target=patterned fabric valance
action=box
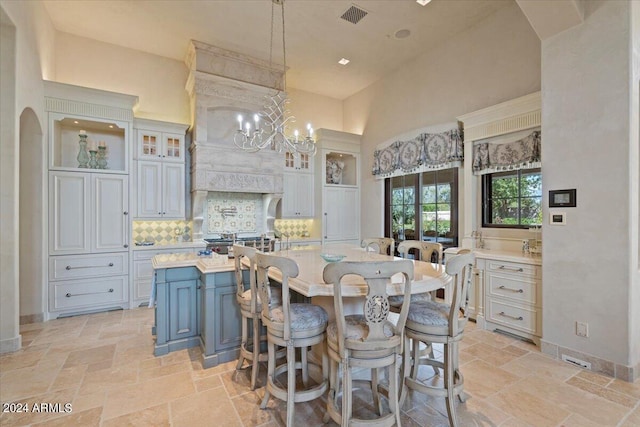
[472,130,541,175]
[372,129,463,178]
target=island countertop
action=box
[472,249,542,265]
[152,252,235,274]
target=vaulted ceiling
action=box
[42,0,513,100]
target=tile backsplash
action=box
[133,220,192,244]
[274,219,313,238]
[205,192,262,235]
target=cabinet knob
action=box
[159,212,162,215]
[124,244,129,248]
[123,211,128,215]
[162,212,166,215]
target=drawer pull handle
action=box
[498,311,523,321]
[498,285,524,293]
[498,265,524,272]
[66,263,115,270]
[66,288,114,298]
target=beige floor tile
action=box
[463,342,526,367]
[79,360,139,395]
[138,360,192,381]
[466,329,515,348]
[621,405,640,426]
[457,396,512,426]
[566,375,637,408]
[0,363,59,401]
[49,363,88,392]
[71,390,106,413]
[561,412,613,427]
[457,359,521,399]
[608,377,640,399]
[500,352,579,381]
[101,403,170,427]
[575,369,614,387]
[0,349,47,371]
[498,418,536,427]
[195,373,224,392]
[102,371,195,419]
[486,387,570,427]
[31,407,102,427]
[171,386,242,427]
[404,403,450,426]
[63,344,116,368]
[505,374,628,426]
[232,391,276,426]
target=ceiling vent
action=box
[340,4,368,25]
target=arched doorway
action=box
[19,108,45,324]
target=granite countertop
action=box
[151,252,235,273]
[472,249,542,265]
[133,241,207,251]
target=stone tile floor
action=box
[1,308,638,426]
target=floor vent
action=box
[561,354,591,370]
[340,4,368,25]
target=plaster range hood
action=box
[185,41,286,241]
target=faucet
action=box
[471,230,485,249]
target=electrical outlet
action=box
[576,321,589,337]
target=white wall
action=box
[55,33,191,124]
[542,0,637,370]
[288,88,343,134]
[630,0,640,373]
[343,2,541,240]
[0,0,55,352]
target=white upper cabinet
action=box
[282,172,314,218]
[136,161,185,219]
[135,118,188,162]
[284,151,313,173]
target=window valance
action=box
[472,130,541,175]
[372,129,463,179]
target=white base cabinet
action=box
[476,257,542,345]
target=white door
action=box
[49,171,91,254]
[282,172,298,217]
[340,187,359,240]
[137,130,162,160]
[162,163,185,218]
[162,133,185,162]
[93,174,128,252]
[137,161,162,217]
[324,187,344,240]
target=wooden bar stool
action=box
[401,252,475,427]
[323,259,414,427]
[255,252,328,427]
[361,237,395,255]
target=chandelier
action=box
[233,0,316,156]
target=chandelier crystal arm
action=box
[231,0,316,156]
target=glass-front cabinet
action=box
[49,113,129,173]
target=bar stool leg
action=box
[371,367,383,415]
[389,356,401,427]
[260,340,275,409]
[251,317,261,390]
[444,342,457,427]
[286,342,296,427]
[301,346,309,388]
[237,316,248,370]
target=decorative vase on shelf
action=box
[97,146,108,169]
[77,133,90,168]
[88,149,98,169]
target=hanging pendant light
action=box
[233,0,316,156]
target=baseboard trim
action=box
[20,313,44,325]
[0,335,22,354]
[541,339,638,382]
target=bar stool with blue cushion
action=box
[361,237,395,256]
[256,252,328,427]
[401,252,475,427]
[323,259,414,427]
[233,245,282,390]
[388,240,443,310]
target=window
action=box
[482,168,541,228]
[385,168,458,249]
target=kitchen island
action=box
[151,253,242,368]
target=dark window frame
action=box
[482,168,542,229]
[384,168,459,251]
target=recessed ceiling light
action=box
[73,121,79,124]
[109,125,114,128]
[416,0,432,5]
[394,29,411,39]
[338,58,350,65]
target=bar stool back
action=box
[323,259,414,427]
[256,252,329,427]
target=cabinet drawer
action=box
[487,272,539,305]
[51,276,127,311]
[487,298,539,335]
[486,260,539,278]
[49,253,128,281]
